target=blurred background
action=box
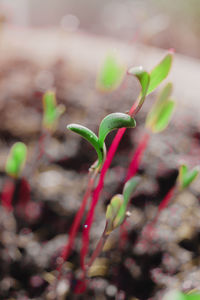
[0,1,200,299]
[1,0,200,58]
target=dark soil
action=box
[0,58,200,300]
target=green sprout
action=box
[96,53,125,92]
[42,91,65,131]
[5,142,27,178]
[67,112,136,170]
[106,176,141,234]
[146,82,175,133]
[178,164,199,190]
[128,52,173,116]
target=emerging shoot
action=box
[6,142,27,178]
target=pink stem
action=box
[57,172,97,273]
[125,132,150,182]
[80,102,139,269]
[1,178,15,211]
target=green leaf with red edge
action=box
[6,142,27,178]
[97,54,125,91]
[178,164,199,190]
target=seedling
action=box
[2,142,27,212]
[67,112,136,171]
[58,112,136,273]
[42,90,65,132]
[81,52,174,269]
[6,142,27,178]
[125,81,175,182]
[143,163,199,239]
[96,53,125,92]
[86,176,141,272]
[178,164,199,190]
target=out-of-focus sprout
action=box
[146,82,175,133]
[42,91,65,132]
[178,164,199,190]
[96,53,125,92]
[6,142,27,178]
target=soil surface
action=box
[0,53,200,300]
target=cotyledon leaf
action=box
[43,91,57,126]
[147,53,173,95]
[146,82,173,129]
[178,164,199,190]
[6,142,27,178]
[97,53,125,91]
[105,194,124,234]
[67,124,104,168]
[151,99,175,133]
[128,66,150,114]
[113,176,141,227]
[98,113,136,149]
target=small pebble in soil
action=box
[106,284,117,297]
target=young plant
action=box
[67,112,136,171]
[81,52,174,270]
[143,163,199,238]
[58,112,136,273]
[42,90,65,132]
[96,53,126,92]
[2,142,27,211]
[86,176,141,272]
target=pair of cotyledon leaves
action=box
[105,176,140,234]
[67,52,173,169]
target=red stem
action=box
[125,132,150,182]
[80,102,139,269]
[57,172,97,273]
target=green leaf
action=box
[106,194,124,234]
[43,91,65,131]
[163,290,200,300]
[178,164,199,190]
[113,176,141,227]
[98,113,136,148]
[43,91,57,127]
[6,142,27,178]
[147,53,173,95]
[97,54,125,91]
[128,66,150,114]
[146,82,173,129]
[67,124,104,168]
[123,176,141,205]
